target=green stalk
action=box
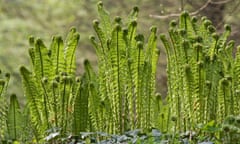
[116,25,122,133]
[61,77,67,135]
[137,41,143,128]
[41,79,50,129]
[52,80,58,128]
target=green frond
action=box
[34,39,51,79]
[83,59,103,131]
[88,83,102,131]
[93,20,108,55]
[146,26,159,73]
[233,46,240,112]
[108,24,126,133]
[126,20,138,57]
[72,74,89,134]
[19,66,44,139]
[217,78,231,123]
[127,6,139,22]
[28,36,35,68]
[0,80,5,97]
[28,48,35,69]
[0,72,9,140]
[135,41,145,128]
[179,11,196,38]
[89,35,101,56]
[197,18,213,46]
[50,36,65,76]
[7,94,22,140]
[49,78,60,128]
[220,24,231,43]
[0,72,10,98]
[84,60,96,81]
[183,64,194,125]
[59,74,74,134]
[64,28,80,76]
[97,1,112,38]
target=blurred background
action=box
[0,0,239,105]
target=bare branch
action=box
[191,0,211,15]
[211,0,232,4]
[150,0,232,19]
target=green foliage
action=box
[0,72,27,143]
[19,28,93,141]
[7,94,22,140]
[14,2,160,141]
[0,70,10,141]
[0,0,168,102]
[89,1,160,134]
[1,1,240,143]
[160,11,240,135]
[221,115,240,143]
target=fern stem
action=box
[52,81,58,128]
[41,81,50,129]
[61,77,67,135]
[116,26,123,133]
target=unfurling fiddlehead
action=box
[90,1,160,134]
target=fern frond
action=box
[0,72,10,140]
[83,59,103,132]
[7,94,22,140]
[146,26,159,73]
[50,36,65,76]
[233,46,240,112]
[59,74,73,134]
[34,39,51,79]
[93,20,108,56]
[127,20,138,58]
[64,28,80,76]
[0,72,10,97]
[179,11,196,38]
[217,78,231,123]
[108,24,126,133]
[72,74,89,134]
[20,66,44,139]
[135,41,145,129]
[28,36,35,68]
[127,6,139,22]
[97,1,112,38]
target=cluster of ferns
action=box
[0,1,240,142]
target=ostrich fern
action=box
[0,72,25,142]
[160,11,239,132]
[19,28,92,141]
[0,70,10,141]
[89,1,160,134]
[2,2,240,143]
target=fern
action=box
[65,28,80,75]
[90,2,159,134]
[20,28,85,140]
[84,59,103,132]
[97,1,112,39]
[161,11,237,132]
[72,74,89,134]
[20,66,44,140]
[50,36,65,76]
[34,38,51,79]
[7,94,22,140]
[0,71,10,141]
[233,46,240,113]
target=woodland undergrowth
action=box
[0,1,240,144]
